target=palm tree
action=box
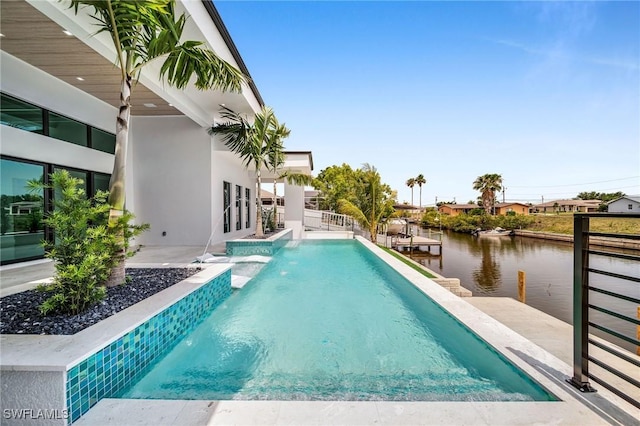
[406,177,416,206]
[473,174,503,215]
[68,0,245,286]
[339,164,394,243]
[415,174,426,208]
[209,106,290,238]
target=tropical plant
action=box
[472,173,503,215]
[406,177,416,206]
[312,164,360,211]
[67,0,245,285]
[28,170,148,315]
[209,106,290,238]
[415,174,426,207]
[338,164,395,243]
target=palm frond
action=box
[338,199,368,228]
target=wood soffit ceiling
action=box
[1,0,181,116]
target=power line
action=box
[508,176,639,189]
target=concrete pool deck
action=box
[2,243,639,425]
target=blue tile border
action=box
[65,270,231,423]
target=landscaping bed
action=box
[0,268,198,335]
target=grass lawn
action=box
[527,214,640,235]
[377,244,437,278]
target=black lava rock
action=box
[0,268,199,335]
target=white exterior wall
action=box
[608,199,640,213]
[210,139,256,246]
[0,52,114,174]
[130,118,255,246]
[130,116,210,246]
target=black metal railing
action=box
[568,213,640,409]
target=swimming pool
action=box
[120,239,554,401]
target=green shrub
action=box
[28,170,148,315]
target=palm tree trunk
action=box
[105,74,132,287]
[255,170,264,238]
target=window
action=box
[0,158,46,263]
[48,112,88,147]
[1,156,112,264]
[93,173,111,196]
[223,181,231,233]
[0,93,43,133]
[91,128,116,154]
[1,92,116,154]
[245,188,250,228]
[235,185,242,231]
[629,204,633,210]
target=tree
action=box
[209,106,290,238]
[68,0,245,286]
[473,174,503,215]
[28,170,147,314]
[312,164,359,211]
[338,164,395,243]
[415,174,426,208]
[406,178,416,206]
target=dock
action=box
[392,235,443,255]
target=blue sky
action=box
[216,1,640,205]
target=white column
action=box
[284,182,304,239]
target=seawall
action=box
[513,230,640,250]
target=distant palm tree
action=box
[406,177,416,206]
[415,174,426,208]
[68,0,245,286]
[209,106,290,237]
[473,174,503,215]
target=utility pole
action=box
[502,187,507,203]
[541,195,544,204]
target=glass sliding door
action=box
[0,158,46,263]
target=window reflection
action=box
[0,158,45,263]
[91,128,116,154]
[0,94,43,133]
[49,112,88,147]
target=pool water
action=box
[120,240,554,401]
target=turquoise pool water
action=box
[120,240,554,401]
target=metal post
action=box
[567,214,596,392]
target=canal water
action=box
[406,227,639,352]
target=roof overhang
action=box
[0,0,263,126]
[259,151,314,181]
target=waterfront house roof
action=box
[439,203,479,210]
[533,199,601,208]
[606,196,640,205]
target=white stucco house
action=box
[0,0,312,265]
[606,196,640,214]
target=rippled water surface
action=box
[121,240,553,401]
